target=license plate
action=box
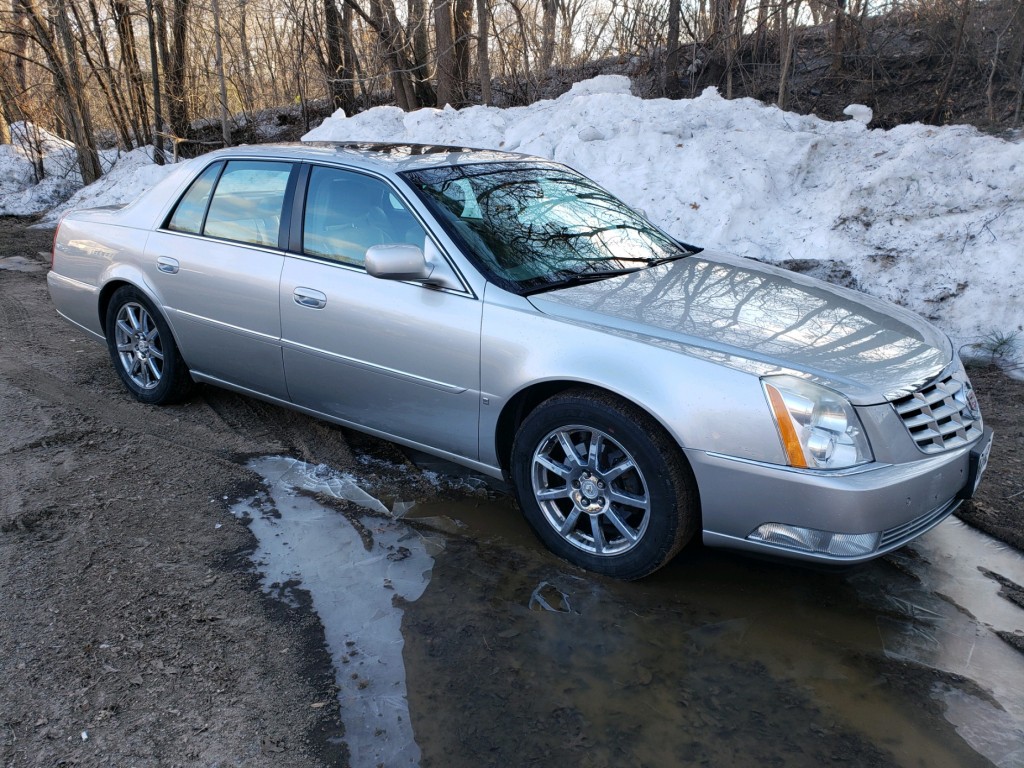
[960,427,994,500]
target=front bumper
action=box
[689,427,993,564]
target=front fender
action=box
[479,288,785,469]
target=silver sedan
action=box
[47,143,993,579]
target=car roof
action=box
[205,141,549,173]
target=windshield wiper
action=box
[524,267,642,295]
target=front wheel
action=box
[105,286,194,405]
[510,389,699,580]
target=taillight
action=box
[51,214,67,269]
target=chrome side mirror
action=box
[365,244,431,281]
[365,243,462,291]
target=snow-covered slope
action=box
[3,77,1020,360]
[306,75,1023,356]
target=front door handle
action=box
[157,256,179,274]
[293,287,327,309]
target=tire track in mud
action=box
[0,360,260,469]
[0,272,35,342]
[198,387,355,469]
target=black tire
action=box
[105,285,194,405]
[510,389,699,580]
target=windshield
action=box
[401,163,698,294]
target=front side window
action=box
[303,166,426,267]
[201,160,293,247]
[403,163,697,294]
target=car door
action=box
[280,164,483,460]
[145,159,296,400]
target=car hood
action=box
[527,251,951,405]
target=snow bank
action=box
[37,148,187,225]
[305,76,1023,351]
[0,123,164,218]
[0,123,82,216]
[1,80,1019,355]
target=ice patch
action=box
[232,456,435,767]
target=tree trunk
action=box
[76,0,135,149]
[368,0,419,110]
[476,0,491,104]
[454,0,473,90]
[831,0,846,73]
[406,0,434,104]
[341,0,359,107]
[929,0,971,124]
[143,0,166,162]
[0,69,22,145]
[433,0,458,106]
[507,0,533,101]
[11,0,29,91]
[324,0,348,109]
[238,0,255,110]
[539,0,556,73]
[778,0,802,109]
[726,0,746,99]
[210,0,231,145]
[753,0,770,63]
[157,0,191,141]
[664,0,681,96]
[23,0,103,182]
[112,0,150,148]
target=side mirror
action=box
[365,243,431,281]
[365,242,462,291]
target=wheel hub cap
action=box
[531,426,651,557]
[114,302,163,390]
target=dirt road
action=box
[0,217,370,765]
[2,215,1022,767]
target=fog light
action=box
[749,523,880,557]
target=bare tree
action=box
[477,0,491,103]
[433,0,458,106]
[323,0,355,111]
[17,0,102,182]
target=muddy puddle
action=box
[233,455,1024,768]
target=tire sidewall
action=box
[105,286,186,405]
[511,395,691,579]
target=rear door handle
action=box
[293,287,327,309]
[157,256,179,274]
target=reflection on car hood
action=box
[528,250,951,404]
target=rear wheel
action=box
[511,389,699,580]
[105,286,194,404]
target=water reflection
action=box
[403,497,1024,768]
[230,453,1024,768]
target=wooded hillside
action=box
[2,0,1021,182]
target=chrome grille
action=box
[892,369,982,454]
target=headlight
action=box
[761,376,872,470]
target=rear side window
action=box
[203,161,293,247]
[166,162,223,234]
